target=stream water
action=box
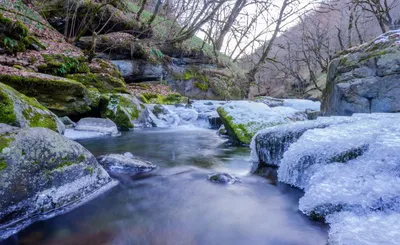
[2,127,328,245]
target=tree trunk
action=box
[136,0,148,22]
[215,0,246,51]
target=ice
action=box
[283,99,321,112]
[251,113,400,244]
[326,211,400,245]
[250,116,357,172]
[277,114,400,189]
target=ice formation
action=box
[251,113,400,245]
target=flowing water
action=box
[2,127,328,245]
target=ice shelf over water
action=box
[251,113,400,245]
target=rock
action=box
[217,101,307,144]
[0,67,91,116]
[218,125,228,135]
[97,153,156,174]
[74,117,119,135]
[140,105,180,128]
[322,30,400,116]
[207,173,242,185]
[0,125,117,239]
[59,116,76,128]
[100,94,142,131]
[111,60,165,83]
[66,73,128,94]
[0,82,65,134]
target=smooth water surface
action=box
[2,127,328,245]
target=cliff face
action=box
[322,30,400,116]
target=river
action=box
[2,127,328,245]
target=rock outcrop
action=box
[0,124,117,239]
[0,82,65,134]
[322,30,400,116]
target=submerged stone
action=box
[97,153,156,174]
[207,173,242,185]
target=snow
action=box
[251,113,400,245]
[283,99,321,112]
[327,211,400,245]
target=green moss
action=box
[67,73,128,93]
[139,92,186,105]
[0,160,7,172]
[84,166,94,176]
[26,111,57,131]
[77,154,85,162]
[0,86,17,125]
[101,94,139,131]
[39,54,90,76]
[194,81,209,91]
[0,136,14,152]
[0,13,45,54]
[87,88,101,108]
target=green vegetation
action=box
[0,85,17,125]
[0,160,7,172]
[139,92,186,105]
[0,13,44,54]
[39,54,90,76]
[22,108,57,131]
[101,94,140,130]
[66,73,128,94]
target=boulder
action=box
[0,67,91,116]
[322,30,400,116]
[0,125,117,239]
[67,73,128,94]
[111,60,165,83]
[253,96,284,107]
[0,82,65,134]
[100,94,142,131]
[59,116,75,128]
[166,105,198,125]
[207,173,242,185]
[217,101,307,144]
[74,118,119,136]
[97,153,156,174]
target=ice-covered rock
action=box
[97,153,156,174]
[283,99,321,112]
[59,116,76,128]
[141,105,180,128]
[207,173,242,185]
[166,105,198,125]
[253,96,284,107]
[250,116,357,172]
[251,112,400,245]
[217,101,307,144]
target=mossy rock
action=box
[0,72,91,116]
[66,73,128,94]
[100,94,142,131]
[217,102,307,145]
[0,82,64,133]
[0,13,45,54]
[139,92,186,105]
[38,54,90,77]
